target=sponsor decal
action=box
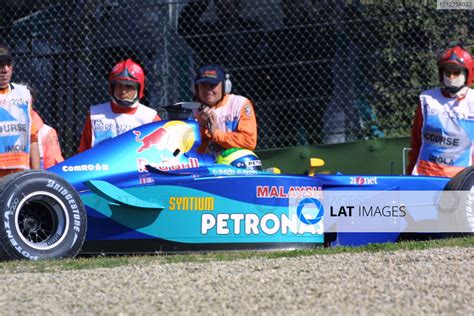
[134,127,168,153]
[169,197,214,211]
[349,176,377,185]
[201,70,218,78]
[137,157,199,173]
[256,186,322,198]
[210,168,258,176]
[201,213,323,235]
[46,180,82,233]
[61,164,109,172]
[201,198,323,235]
[245,160,261,168]
[133,121,196,156]
[139,175,154,184]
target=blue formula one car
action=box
[0,119,472,260]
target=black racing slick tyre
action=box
[0,170,87,260]
[439,166,474,236]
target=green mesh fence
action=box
[1,0,472,157]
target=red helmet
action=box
[437,46,473,86]
[109,59,145,100]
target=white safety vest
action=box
[413,88,474,177]
[0,83,32,170]
[193,94,250,156]
[90,102,157,147]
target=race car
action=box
[0,119,472,260]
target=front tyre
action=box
[0,170,87,260]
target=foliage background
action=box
[0,0,472,157]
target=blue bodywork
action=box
[49,120,450,252]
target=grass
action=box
[0,236,472,274]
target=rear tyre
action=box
[0,170,87,260]
[439,166,474,236]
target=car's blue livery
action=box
[0,119,470,260]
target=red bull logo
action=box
[133,128,168,153]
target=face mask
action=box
[114,90,137,102]
[113,98,139,108]
[112,82,139,107]
[443,71,466,94]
